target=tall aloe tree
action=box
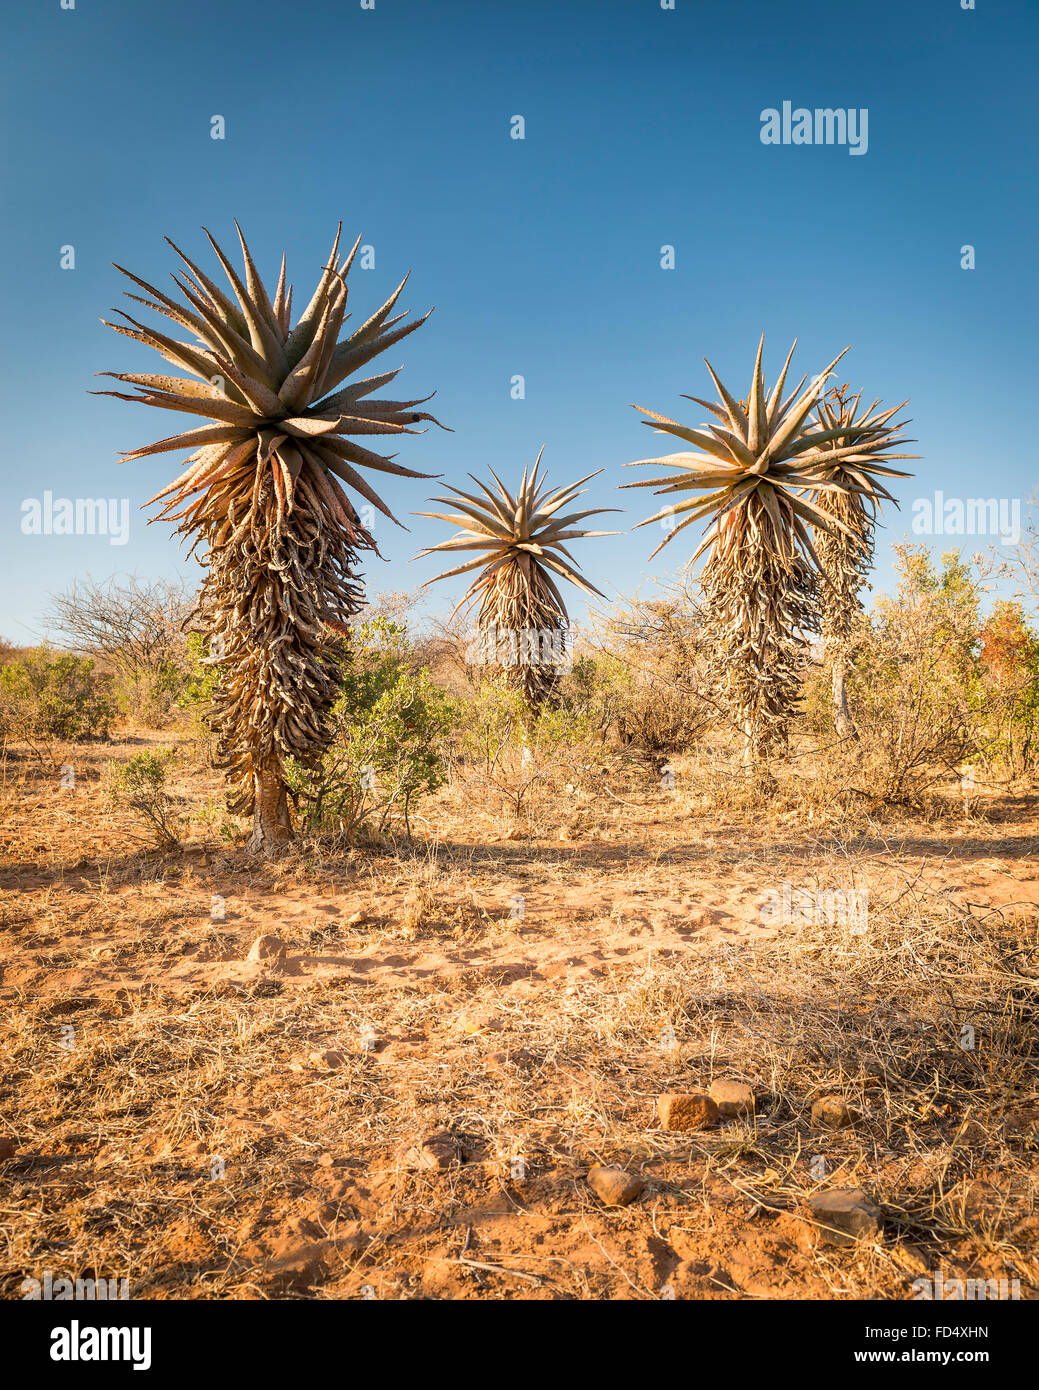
[804,385,916,738]
[623,337,856,767]
[415,449,616,707]
[97,223,442,852]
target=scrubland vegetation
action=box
[1,529,1036,1300]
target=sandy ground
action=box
[1,732,1037,1300]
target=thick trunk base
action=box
[248,766,292,855]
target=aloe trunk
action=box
[251,765,292,852]
[416,450,616,711]
[805,387,917,743]
[624,336,855,767]
[98,223,442,853]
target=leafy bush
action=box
[109,750,181,847]
[977,599,1039,775]
[178,632,221,764]
[0,648,116,744]
[588,590,714,752]
[45,576,193,729]
[451,679,622,834]
[285,618,457,839]
[845,548,985,801]
[113,660,187,728]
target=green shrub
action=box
[113,659,187,728]
[0,648,116,744]
[977,599,1039,776]
[109,750,181,847]
[178,632,221,763]
[451,679,621,833]
[286,618,457,839]
[179,632,220,708]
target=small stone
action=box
[247,933,287,963]
[587,1165,644,1207]
[309,1049,346,1069]
[0,1138,17,1162]
[806,1189,882,1246]
[811,1096,859,1129]
[894,1241,929,1275]
[405,1130,463,1172]
[345,911,365,927]
[657,1092,719,1132]
[709,1080,756,1119]
[462,1010,503,1036]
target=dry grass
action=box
[1,729,1037,1300]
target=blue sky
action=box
[2,0,1036,643]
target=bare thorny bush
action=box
[583,582,716,753]
[45,575,194,727]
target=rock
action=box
[462,1010,504,1036]
[709,1080,756,1119]
[587,1165,644,1207]
[345,911,365,927]
[811,1096,859,1129]
[806,1189,882,1246]
[247,934,287,964]
[657,1092,719,1132]
[0,1138,17,1162]
[894,1241,929,1276]
[405,1130,463,1172]
[308,1048,346,1069]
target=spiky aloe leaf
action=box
[97,225,441,847]
[415,449,617,706]
[623,336,859,764]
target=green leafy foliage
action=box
[109,749,181,847]
[0,649,116,744]
[285,618,457,839]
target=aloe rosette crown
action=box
[805,387,916,615]
[97,223,443,848]
[416,449,617,705]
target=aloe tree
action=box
[623,336,856,767]
[98,223,442,852]
[804,385,916,738]
[416,449,616,707]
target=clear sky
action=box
[2,0,1036,643]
